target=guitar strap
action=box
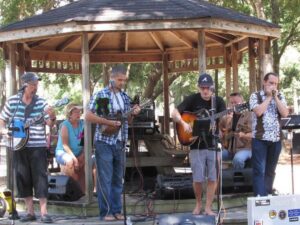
[24,95,38,122]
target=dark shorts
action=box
[15,147,48,198]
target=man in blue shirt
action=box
[86,65,140,221]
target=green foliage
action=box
[0,0,59,26]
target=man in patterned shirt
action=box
[249,72,288,196]
[0,72,56,223]
[86,65,140,222]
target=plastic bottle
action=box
[126,216,133,225]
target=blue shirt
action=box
[88,87,131,145]
[55,119,84,156]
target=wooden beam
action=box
[89,33,104,52]
[198,30,206,74]
[27,39,49,48]
[81,32,92,203]
[206,32,228,44]
[258,39,265,89]
[231,43,238,92]
[169,31,195,48]
[225,47,231,101]
[248,38,256,93]
[120,32,129,52]
[17,43,25,77]
[56,35,80,51]
[225,36,248,47]
[149,32,164,52]
[0,18,280,43]
[163,53,170,135]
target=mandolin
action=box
[176,102,249,146]
[101,99,152,136]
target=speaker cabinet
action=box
[48,175,84,201]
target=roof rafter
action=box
[169,31,195,48]
[27,39,49,48]
[56,35,80,51]
[206,32,228,44]
[89,33,104,52]
[149,32,164,52]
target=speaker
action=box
[157,213,216,225]
[292,132,300,154]
[48,175,84,201]
[222,168,253,193]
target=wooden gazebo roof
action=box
[0,0,280,74]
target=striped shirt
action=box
[0,94,49,148]
[88,87,131,145]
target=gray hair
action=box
[111,64,127,77]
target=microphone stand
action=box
[6,91,23,224]
[209,90,220,224]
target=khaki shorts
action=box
[189,149,219,182]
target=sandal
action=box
[103,215,116,221]
[114,213,125,220]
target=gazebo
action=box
[0,0,280,203]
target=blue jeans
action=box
[94,140,125,218]
[222,148,252,169]
[252,138,281,196]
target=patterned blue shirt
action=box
[249,90,287,142]
[88,87,131,145]
[0,94,49,147]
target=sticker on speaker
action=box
[279,210,287,220]
[269,210,277,219]
[254,219,263,225]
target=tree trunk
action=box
[143,63,162,99]
[270,0,280,74]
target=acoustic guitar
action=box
[176,102,249,146]
[101,99,152,136]
[5,97,69,151]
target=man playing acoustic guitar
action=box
[86,65,140,222]
[219,92,252,169]
[172,73,226,216]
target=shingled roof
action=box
[0,0,278,32]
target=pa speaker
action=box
[157,213,216,225]
[48,175,84,201]
[222,168,252,193]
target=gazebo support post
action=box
[81,32,93,203]
[162,53,170,135]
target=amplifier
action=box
[247,195,300,225]
[155,174,194,199]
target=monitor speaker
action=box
[48,175,84,201]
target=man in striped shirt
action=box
[0,72,56,223]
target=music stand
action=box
[281,115,300,194]
[192,118,210,137]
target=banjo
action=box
[5,97,69,151]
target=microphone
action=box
[109,80,115,87]
[18,84,27,93]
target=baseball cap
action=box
[198,73,213,87]
[21,72,41,84]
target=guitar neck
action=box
[213,108,233,120]
[24,112,47,129]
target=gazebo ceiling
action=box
[0,0,280,73]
